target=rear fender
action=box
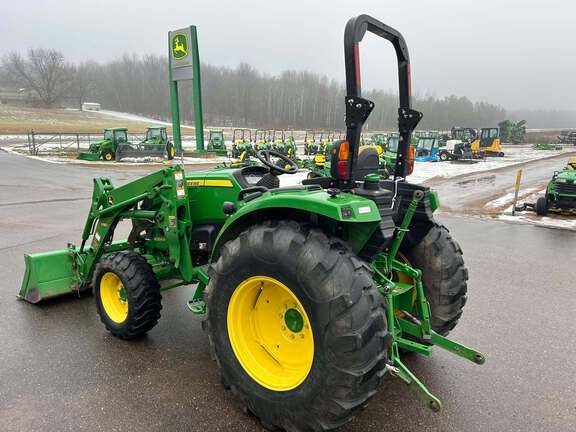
[210,189,381,261]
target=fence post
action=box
[76,134,80,151]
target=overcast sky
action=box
[1,0,574,110]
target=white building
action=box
[82,102,101,111]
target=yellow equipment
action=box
[471,127,504,157]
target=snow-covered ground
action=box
[411,145,575,184]
[484,187,576,231]
[92,110,195,129]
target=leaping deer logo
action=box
[172,35,188,59]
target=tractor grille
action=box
[555,181,576,194]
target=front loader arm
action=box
[19,166,194,304]
[79,167,194,283]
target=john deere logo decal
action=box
[172,34,188,60]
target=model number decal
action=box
[358,206,371,214]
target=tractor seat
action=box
[355,147,380,180]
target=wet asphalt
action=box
[1,151,575,432]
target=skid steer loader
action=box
[20,15,484,431]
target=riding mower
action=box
[207,129,227,156]
[77,127,128,161]
[533,158,576,216]
[303,130,321,155]
[19,15,484,431]
[115,126,175,161]
[230,128,253,159]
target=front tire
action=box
[93,251,162,339]
[166,142,175,160]
[204,221,388,431]
[439,151,450,162]
[102,150,115,161]
[536,196,548,216]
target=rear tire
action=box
[93,251,162,339]
[401,223,468,336]
[166,142,175,160]
[204,221,388,431]
[536,196,548,216]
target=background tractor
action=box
[19,15,484,431]
[415,136,440,162]
[303,130,321,155]
[77,127,128,161]
[535,158,576,215]
[115,126,175,161]
[231,128,253,158]
[207,129,227,156]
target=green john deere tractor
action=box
[77,127,128,161]
[207,129,227,156]
[115,126,175,161]
[19,15,484,431]
[535,157,576,216]
[230,128,253,159]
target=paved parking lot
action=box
[1,151,575,431]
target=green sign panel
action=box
[172,33,189,60]
[169,27,193,72]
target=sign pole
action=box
[169,25,205,155]
[190,26,205,152]
[168,41,182,154]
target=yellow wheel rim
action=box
[170,147,175,158]
[105,153,113,161]
[100,272,128,323]
[227,276,314,391]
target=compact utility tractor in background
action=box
[207,129,227,156]
[20,15,484,431]
[77,127,129,161]
[115,126,175,161]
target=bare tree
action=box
[1,48,69,107]
[69,61,98,110]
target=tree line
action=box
[1,49,511,130]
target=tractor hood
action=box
[557,169,576,182]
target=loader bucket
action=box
[19,248,84,303]
[77,152,101,161]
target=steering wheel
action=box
[255,150,298,175]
